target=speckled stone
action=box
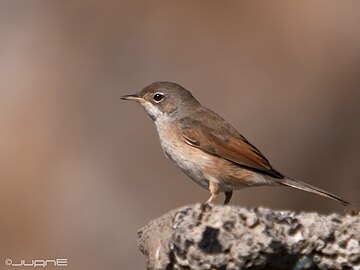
[137,204,360,270]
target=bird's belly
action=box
[158,133,213,189]
[166,146,212,189]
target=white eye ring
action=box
[153,92,164,103]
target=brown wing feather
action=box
[181,118,283,179]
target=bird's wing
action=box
[180,116,283,179]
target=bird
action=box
[121,81,349,206]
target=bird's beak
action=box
[120,94,144,103]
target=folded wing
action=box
[181,119,283,179]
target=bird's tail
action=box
[275,177,350,206]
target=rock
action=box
[137,204,360,270]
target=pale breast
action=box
[155,120,214,188]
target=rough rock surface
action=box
[137,204,360,270]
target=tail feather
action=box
[276,177,350,206]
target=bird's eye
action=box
[153,92,164,102]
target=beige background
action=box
[0,1,359,269]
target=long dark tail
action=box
[276,177,350,206]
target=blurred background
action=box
[0,0,359,269]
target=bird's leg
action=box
[223,190,233,205]
[204,182,220,205]
[200,182,220,212]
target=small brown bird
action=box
[121,82,349,206]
